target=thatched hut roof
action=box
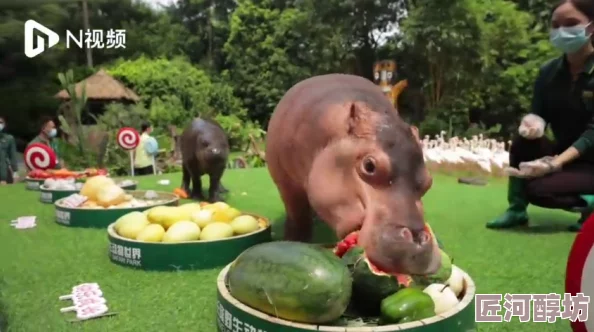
[54,69,140,102]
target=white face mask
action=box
[550,22,593,54]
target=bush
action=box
[107,56,263,150]
[96,103,151,176]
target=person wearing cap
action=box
[0,116,19,184]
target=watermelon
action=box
[227,241,352,324]
[334,223,447,315]
[348,248,414,315]
[412,249,452,287]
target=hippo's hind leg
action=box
[278,182,314,242]
[207,166,226,202]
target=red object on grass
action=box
[566,212,594,332]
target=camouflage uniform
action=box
[0,132,18,182]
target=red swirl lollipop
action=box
[117,127,140,150]
[24,143,57,170]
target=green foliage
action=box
[56,69,93,168]
[0,0,570,146]
[108,56,262,150]
[96,103,151,175]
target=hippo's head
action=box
[306,102,440,275]
[196,129,229,165]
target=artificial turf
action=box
[0,168,578,331]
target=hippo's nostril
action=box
[417,230,430,244]
[398,227,413,242]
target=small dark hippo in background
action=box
[181,117,230,202]
[265,74,440,275]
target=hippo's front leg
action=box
[279,186,314,242]
[190,173,206,201]
[182,165,192,195]
[217,182,229,193]
[208,168,226,202]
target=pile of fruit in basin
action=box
[227,225,466,327]
[112,202,268,243]
[41,178,134,191]
[27,168,107,180]
[56,176,167,209]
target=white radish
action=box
[447,265,465,297]
[423,283,459,315]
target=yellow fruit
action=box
[162,221,201,243]
[203,202,230,212]
[136,224,165,242]
[80,175,115,201]
[200,222,234,241]
[230,215,260,235]
[212,207,242,223]
[160,207,191,229]
[96,184,126,207]
[177,203,202,220]
[114,211,147,233]
[116,212,150,239]
[190,209,214,228]
[180,202,202,212]
[147,206,174,224]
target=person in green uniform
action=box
[27,117,63,170]
[487,0,594,232]
[0,116,19,184]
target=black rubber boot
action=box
[486,177,529,229]
[568,195,594,232]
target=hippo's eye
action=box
[362,157,376,175]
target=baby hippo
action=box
[180,117,230,202]
[266,74,441,275]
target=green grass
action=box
[0,169,578,331]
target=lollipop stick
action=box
[60,306,76,313]
[59,294,73,300]
[129,150,134,176]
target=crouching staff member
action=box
[487,0,594,232]
[0,116,18,184]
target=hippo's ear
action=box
[347,103,374,136]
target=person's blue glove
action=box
[145,137,159,156]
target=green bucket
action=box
[40,181,138,204]
[24,178,44,191]
[106,214,272,271]
[54,190,178,228]
[216,264,476,332]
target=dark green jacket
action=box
[27,135,61,169]
[532,54,594,161]
[0,133,17,181]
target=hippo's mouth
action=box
[333,223,437,276]
[332,230,413,285]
